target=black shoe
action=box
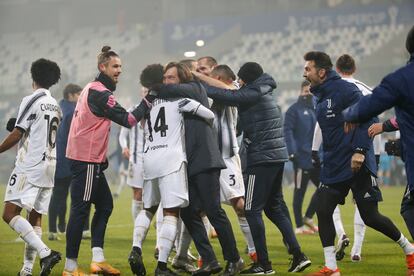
[335,234,350,261]
[154,248,159,260]
[192,260,223,276]
[288,253,311,272]
[240,262,275,275]
[223,258,245,276]
[17,273,32,276]
[39,250,61,276]
[128,249,146,276]
[155,267,179,276]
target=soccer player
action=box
[63,46,152,276]
[303,51,414,276]
[1,58,62,276]
[128,63,215,276]
[208,64,257,262]
[284,80,320,235]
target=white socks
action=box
[21,226,42,275]
[64,258,78,271]
[397,233,414,255]
[156,207,163,249]
[9,215,50,259]
[92,247,105,262]
[332,206,346,239]
[133,210,153,248]
[351,207,366,256]
[202,215,211,236]
[132,200,143,221]
[323,246,337,270]
[177,222,192,258]
[238,216,256,254]
[158,216,178,263]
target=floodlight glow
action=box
[196,40,205,47]
[184,51,196,57]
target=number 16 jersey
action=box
[143,98,186,180]
[14,88,61,187]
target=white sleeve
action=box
[312,122,322,151]
[178,98,215,120]
[373,135,382,155]
[119,127,129,149]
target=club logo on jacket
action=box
[326,98,335,118]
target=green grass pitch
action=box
[0,184,411,275]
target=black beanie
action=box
[406,25,414,54]
[237,62,263,84]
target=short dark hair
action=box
[63,83,82,100]
[165,62,193,83]
[179,59,197,71]
[140,64,164,89]
[97,45,119,69]
[197,56,218,67]
[30,58,61,89]
[336,54,356,75]
[304,51,333,70]
[301,80,311,89]
[237,62,263,84]
[406,25,414,54]
[211,65,236,82]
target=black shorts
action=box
[317,168,382,205]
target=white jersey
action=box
[14,88,61,188]
[343,77,382,155]
[119,106,145,165]
[143,99,186,180]
[213,106,239,158]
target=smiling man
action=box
[63,46,152,276]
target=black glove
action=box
[311,151,321,169]
[6,118,16,132]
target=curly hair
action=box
[140,64,164,89]
[30,58,61,89]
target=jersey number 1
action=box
[44,114,59,149]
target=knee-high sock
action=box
[133,210,153,248]
[324,246,337,270]
[156,207,163,249]
[132,199,143,221]
[158,216,178,263]
[238,216,256,253]
[177,221,192,258]
[332,206,346,239]
[351,206,366,256]
[9,216,50,258]
[201,215,211,236]
[21,226,42,275]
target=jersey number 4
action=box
[149,107,169,141]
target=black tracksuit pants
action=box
[66,160,113,259]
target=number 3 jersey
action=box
[14,88,61,187]
[143,99,186,180]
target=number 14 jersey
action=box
[143,98,186,180]
[14,88,61,187]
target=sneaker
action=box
[303,217,319,233]
[249,252,258,263]
[82,230,91,240]
[17,271,32,276]
[223,258,245,276]
[39,250,62,276]
[129,249,146,276]
[407,253,414,275]
[335,234,349,261]
[305,266,340,276]
[192,260,222,276]
[172,255,197,273]
[288,253,311,272]
[62,268,89,276]
[187,249,198,262]
[48,232,60,241]
[197,258,203,269]
[351,254,361,262]
[240,262,275,275]
[90,261,120,275]
[295,226,315,235]
[155,267,179,276]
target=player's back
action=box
[14,88,61,187]
[143,98,186,180]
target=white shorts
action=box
[220,155,245,204]
[127,160,144,189]
[4,171,52,215]
[143,162,189,209]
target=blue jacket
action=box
[206,73,288,168]
[284,96,317,170]
[343,55,414,191]
[311,70,377,185]
[55,99,76,179]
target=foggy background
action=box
[0,0,412,185]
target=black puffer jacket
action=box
[206,73,288,167]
